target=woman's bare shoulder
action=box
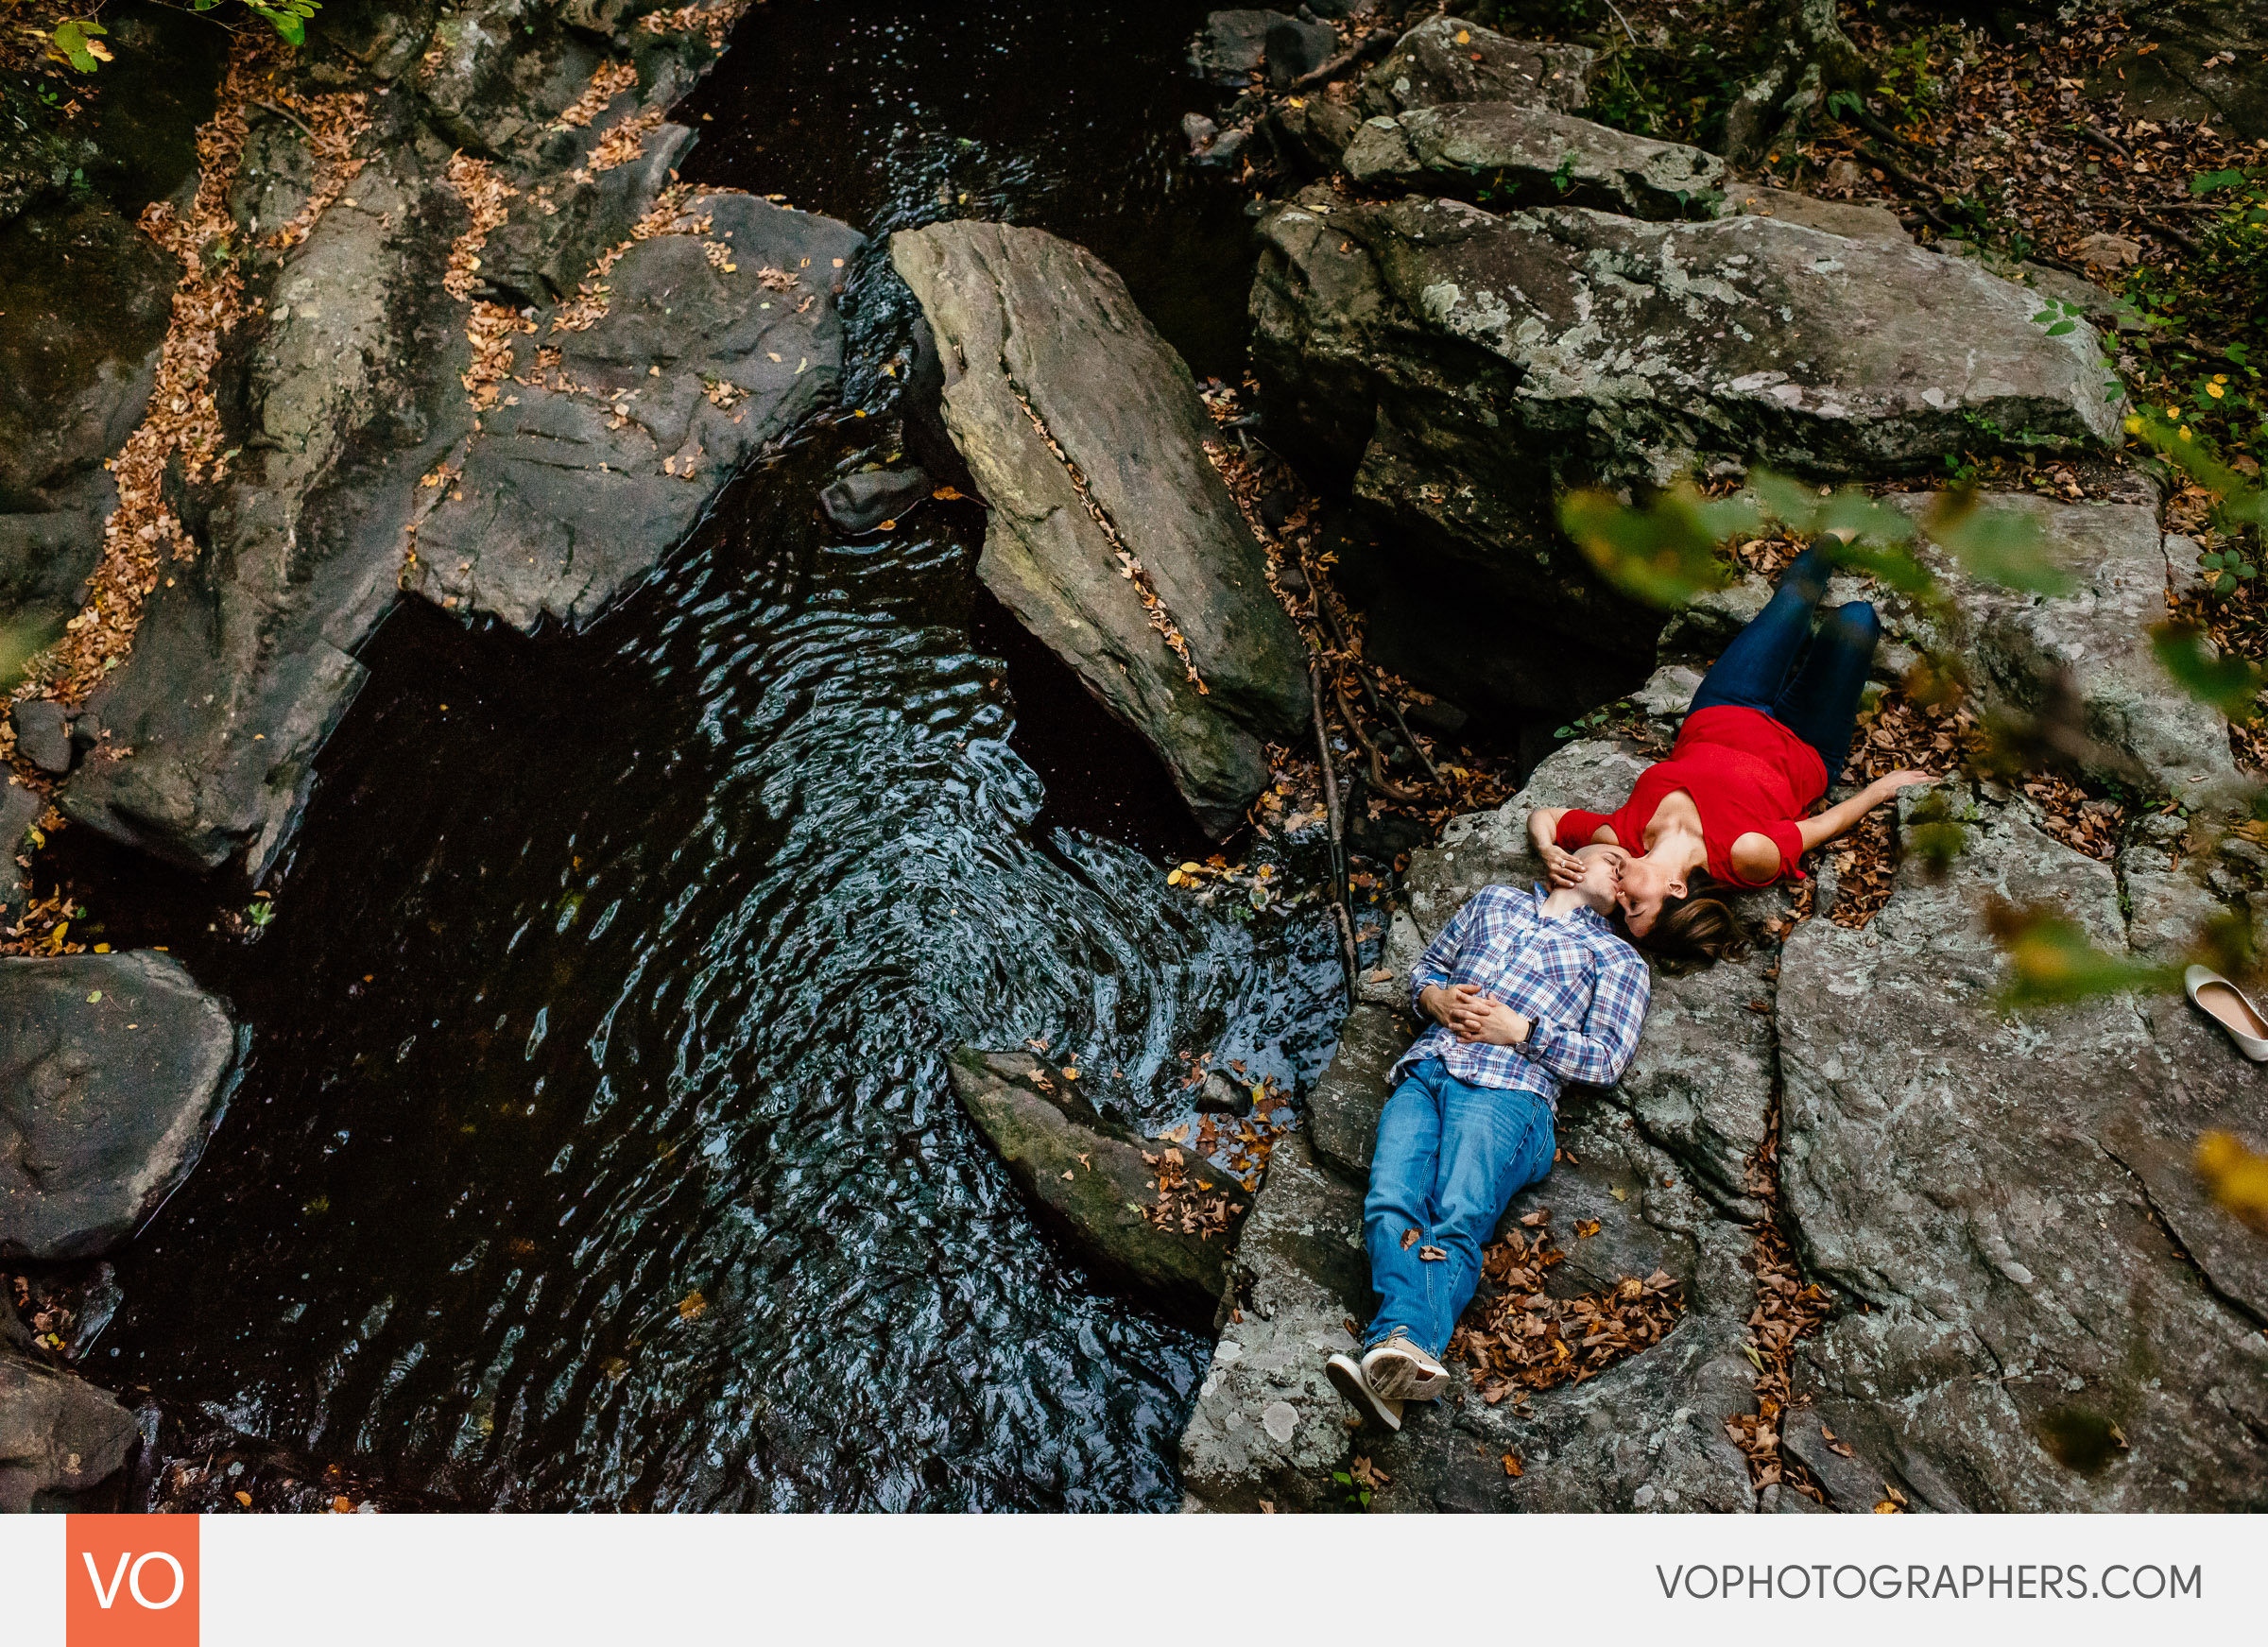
[1727,832,1783,884]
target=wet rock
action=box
[0,781,38,920]
[0,1341,138,1513]
[1190,10,1283,85]
[1715,181,1910,243]
[0,952,243,1261]
[1268,92,1363,174]
[415,194,861,631]
[1196,1070,1256,1117]
[64,121,858,877]
[9,699,72,776]
[1265,14,1341,88]
[819,466,932,534]
[1344,104,1725,219]
[946,1048,1238,1317]
[890,221,1311,836]
[1778,796,2268,1509]
[1360,16,1594,117]
[0,197,179,646]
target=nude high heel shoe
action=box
[2185,965,2268,1062]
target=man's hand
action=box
[1425,982,1529,1046]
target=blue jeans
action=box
[1687,545,1882,779]
[1363,1058,1556,1360]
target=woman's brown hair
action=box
[1624,870,1753,969]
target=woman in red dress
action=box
[1527,546,1934,961]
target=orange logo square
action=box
[65,1515,198,1647]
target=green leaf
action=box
[2045,319,2077,336]
[2152,622,2266,720]
[2190,168,2245,196]
[1928,493,2071,595]
[1558,486,1749,609]
[50,18,109,72]
[1986,901,2176,1010]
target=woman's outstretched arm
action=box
[1793,769,1937,853]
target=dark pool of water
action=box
[72,1,1348,1511]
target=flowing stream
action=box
[70,0,1351,1511]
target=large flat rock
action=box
[1344,103,1724,220]
[890,221,1311,837]
[1247,190,2127,718]
[0,952,241,1260]
[1881,492,2235,795]
[1778,796,2268,1510]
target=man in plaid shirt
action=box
[1327,843,1650,1431]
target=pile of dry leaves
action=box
[1139,1139,1244,1240]
[1805,13,2262,278]
[1723,1215,1835,1497]
[1443,1210,1684,1404]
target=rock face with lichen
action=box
[1245,4,2129,731]
[890,220,1312,837]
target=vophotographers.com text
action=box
[1658,1563,2202,1602]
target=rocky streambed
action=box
[4,0,2265,1518]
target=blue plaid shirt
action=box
[1394,884,1650,1107]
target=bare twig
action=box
[249,97,316,139]
[1335,677,1424,803]
[1289,25,1395,91]
[1311,662,1358,996]
[2079,123,2132,161]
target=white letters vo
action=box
[82,1551,186,1610]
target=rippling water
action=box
[89,1,1348,1511]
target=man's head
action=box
[1562,842,1623,909]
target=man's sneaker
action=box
[1325,1352,1403,1433]
[1362,1331,1450,1402]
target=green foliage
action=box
[47,0,321,69]
[1329,1468,1372,1511]
[1902,788,1967,879]
[1563,468,2070,615]
[1984,901,2178,1009]
[1559,483,1751,608]
[2149,624,2265,722]
[49,18,111,71]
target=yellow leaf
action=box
[677,1289,706,1321]
[234,1490,252,1507]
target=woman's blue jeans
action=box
[1362,1058,1556,1360]
[1687,544,1882,779]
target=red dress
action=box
[1554,706,1827,887]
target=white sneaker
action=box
[1325,1352,1404,1432]
[1361,1331,1450,1402]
